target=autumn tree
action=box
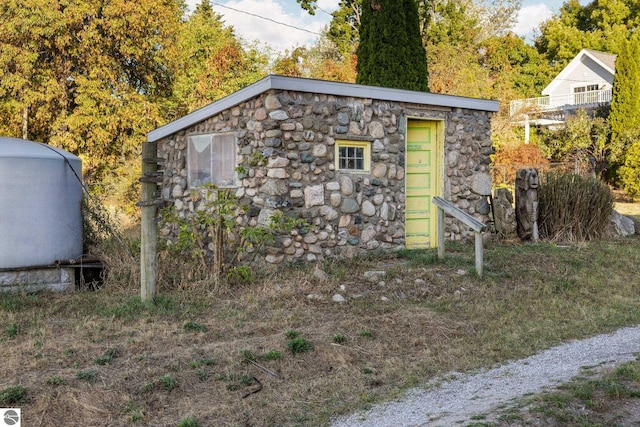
[356,0,428,91]
[0,0,182,181]
[171,0,268,115]
[271,47,309,77]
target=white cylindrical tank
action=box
[0,137,83,269]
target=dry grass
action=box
[2,237,640,426]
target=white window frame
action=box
[187,132,237,188]
[334,140,371,173]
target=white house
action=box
[510,49,617,139]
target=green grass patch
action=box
[287,337,313,355]
[0,385,27,405]
[159,374,178,392]
[95,348,120,365]
[76,370,97,383]
[183,321,208,333]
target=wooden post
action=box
[140,141,158,303]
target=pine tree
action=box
[356,0,429,91]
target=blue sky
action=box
[185,0,571,52]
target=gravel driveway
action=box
[331,324,640,427]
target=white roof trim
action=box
[148,75,500,142]
[542,49,616,96]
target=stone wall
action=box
[0,267,74,292]
[158,89,494,264]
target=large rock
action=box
[471,172,492,196]
[607,210,636,237]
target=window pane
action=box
[188,133,236,187]
[216,134,236,186]
[188,135,213,186]
[337,143,368,171]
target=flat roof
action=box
[148,75,500,142]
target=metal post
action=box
[437,206,445,260]
[475,232,483,278]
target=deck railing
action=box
[510,89,612,117]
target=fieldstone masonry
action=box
[158,90,494,264]
[0,267,74,292]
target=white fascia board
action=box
[148,75,500,142]
[147,77,273,142]
[583,50,615,76]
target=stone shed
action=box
[147,75,499,265]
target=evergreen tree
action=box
[610,33,640,160]
[612,33,640,194]
[356,0,429,91]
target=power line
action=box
[316,5,333,16]
[211,2,323,36]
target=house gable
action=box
[542,49,616,97]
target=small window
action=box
[335,140,371,172]
[187,133,237,187]
[573,84,598,93]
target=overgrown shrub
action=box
[82,193,139,291]
[538,172,613,242]
[159,184,309,290]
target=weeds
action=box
[122,401,144,423]
[358,329,374,339]
[159,375,178,392]
[284,329,300,339]
[3,323,18,338]
[0,385,27,405]
[95,348,119,365]
[260,350,283,361]
[220,374,255,391]
[159,185,309,290]
[183,321,208,333]
[76,370,97,383]
[177,417,202,427]
[239,349,257,362]
[45,376,68,387]
[287,337,313,355]
[333,334,348,344]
